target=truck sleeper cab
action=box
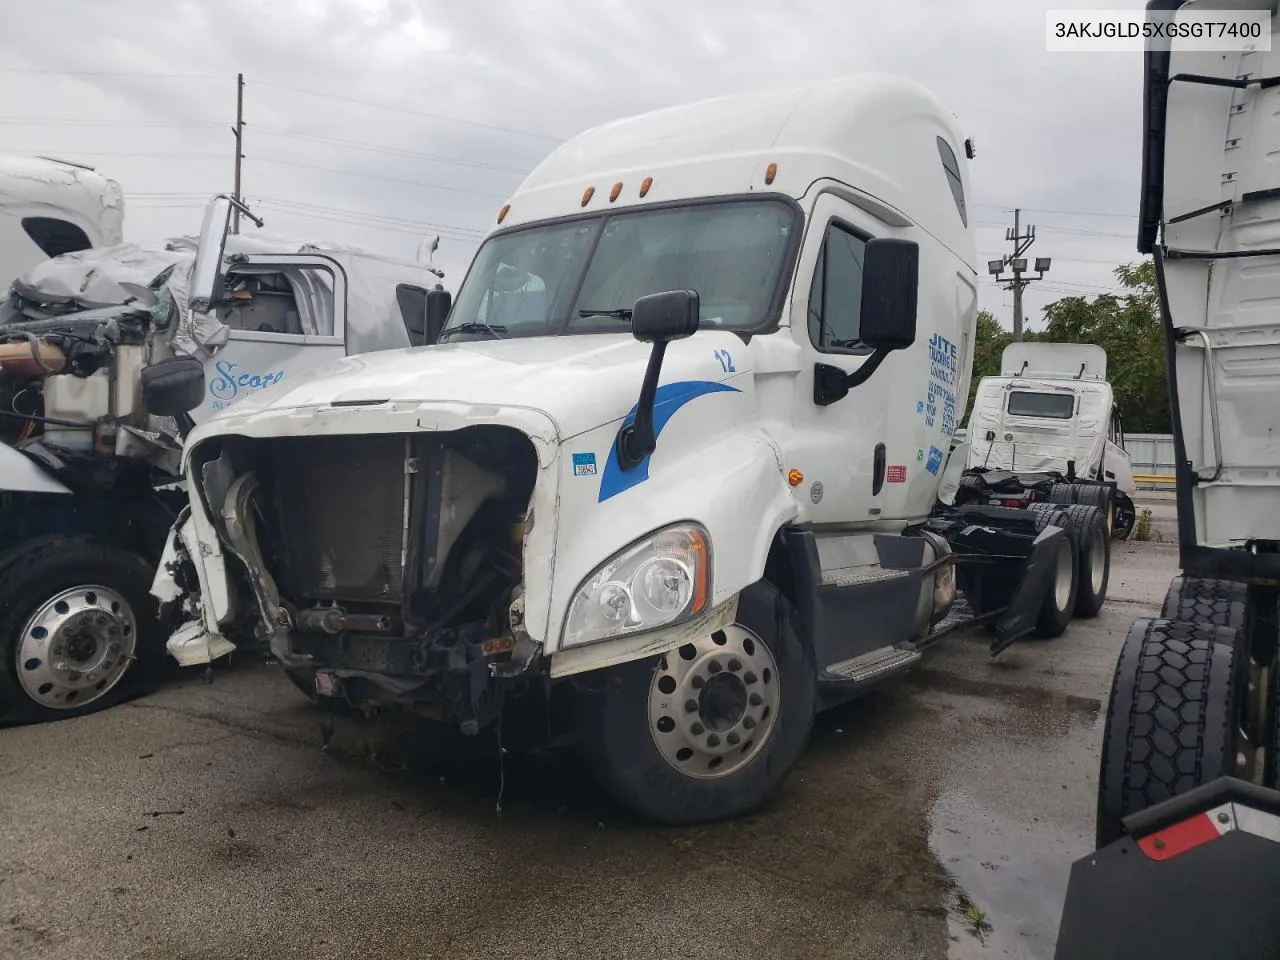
[958,341,1138,544]
[161,74,1078,825]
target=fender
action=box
[0,443,72,495]
[546,427,798,674]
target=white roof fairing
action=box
[497,74,977,271]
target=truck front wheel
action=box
[0,538,160,722]
[575,581,816,825]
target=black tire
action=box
[1049,483,1078,505]
[1160,576,1247,634]
[0,537,161,723]
[1026,504,1079,636]
[1056,503,1110,618]
[575,580,816,825]
[1112,491,1136,540]
[1096,618,1244,847]
[1074,484,1111,509]
[959,474,985,490]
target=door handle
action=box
[873,442,886,495]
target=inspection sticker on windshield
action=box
[572,452,598,477]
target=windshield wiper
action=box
[577,308,632,319]
[438,322,508,340]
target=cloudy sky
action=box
[0,0,1148,330]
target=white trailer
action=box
[0,155,123,286]
[1055,3,1280,958]
[151,74,1101,825]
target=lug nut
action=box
[691,722,705,735]
[708,661,722,674]
[728,659,742,672]
[744,671,758,684]
[685,699,699,713]
[691,675,705,689]
[749,693,763,707]
[727,732,741,746]
[707,734,721,747]
[743,716,756,729]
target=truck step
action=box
[820,645,921,684]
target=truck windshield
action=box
[1007,390,1075,419]
[442,199,797,340]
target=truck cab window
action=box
[214,266,335,337]
[936,137,968,227]
[1006,390,1075,419]
[807,221,867,352]
[21,216,92,258]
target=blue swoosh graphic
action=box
[598,380,741,502]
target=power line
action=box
[249,198,485,245]
[0,118,224,128]
[0,68,229,80]
[246,155,511,200]
[974,201,1139,219]
[252,126,530,175]
[252,196,487,237]
[249,78,565,143]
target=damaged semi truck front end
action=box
[158,73,1072,824]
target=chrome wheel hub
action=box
[17,586,137,710]
[648,624,781,779]
[1089,528,1107,595]
[1053,538,1074,611]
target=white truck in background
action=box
[0,155,123,286]
[959,341,1138,540]
[0,196,450,722]
[150,73,1109,826]
[1054,3,1280,957]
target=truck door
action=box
[191,254,347,422]
[787,192,894,523]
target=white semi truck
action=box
[0,155,124,286]
[0,197,450,722]
[959,341,1139,540]
[150,74,1109,825]
[1055,3,1280,957]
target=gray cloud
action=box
[0,0,1150,322]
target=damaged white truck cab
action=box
[160,74,1076,824]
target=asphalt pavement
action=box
[0,523,1179,960]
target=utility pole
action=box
[232,72,244,234]
[986,208,1051,340]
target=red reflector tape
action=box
[1138,812,1223,861]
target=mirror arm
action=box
[616,340,669,470]
[813,349,891,407]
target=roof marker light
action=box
[640,177,653,197]
[610,182,623,202]
[765,162,778,185]
[581,186,595,207]
[497,204,510,224]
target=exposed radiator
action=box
[266,434,408,604]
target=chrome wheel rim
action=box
[17,585,137,710]
[1090,528,1107,596]
[1053,539,1074,611]
[648,624,780,779]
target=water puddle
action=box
[927,689,1103,959]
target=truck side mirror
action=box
[616,289,701,470]
[859,238,918,350]
[813,238,919,406]
[425,287,452,345]
[189,197,233,314]
[141,355,206,439]
[631,289,699,343]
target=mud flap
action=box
[1054,778,1280,960]
[990,526,1065,654]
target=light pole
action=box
[988,208,1051,340]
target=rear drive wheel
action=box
[1096,618,1244,847]
[1026,504,1079,636]
[575,580,816,825]
[1160,576,1247,633]
[1046,503,1110,618]
[0,538,160,722]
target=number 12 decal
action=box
[713,349,736,373]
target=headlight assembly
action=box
[562,523,711,649]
